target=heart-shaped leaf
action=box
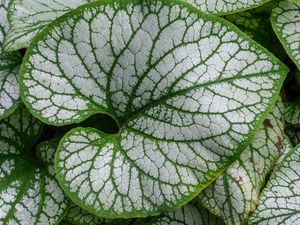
[0,0,22,120]
[250,144,300,224]
[271,1,300,70]
[0,107,69,224]
[3,0,94,51]
[20,0,288,218]
[145,201,224,225]
[186,0,270,15]
[199,101,285,225]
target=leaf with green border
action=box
[271,1,300,70]
[250,144,300,224]
[284,101,300,125]
[144,201,224,225]
[198,101,285,225]
[185,0,271,15]
[3,0,96,51]
[0,107,69,224]
[224,10,287,61]
[19,0,288,218]
[0,0,22,120]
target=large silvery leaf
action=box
[250,144,300,224]
[20,0,288,218]
[199,101,285,225]
[3,0,94,51]
[144,202,224,225]
[0,0,22,120]
[271,1,300,70]
[0,107,69,224]
[185,0,270,15]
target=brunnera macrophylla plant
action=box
[0,0,300,224]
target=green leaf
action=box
[3,0,94,51]
[0,0,22,120]
[284,101,300,125]
[250,144,300,224]
[199,101,285,225]
[145,201,224,225]
[289,0,300,5]
[185,0,271,15]
[0,107,69,224]
[19,0,288,218]
[271,1,300,70]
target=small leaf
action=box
[185,0,271,15]
[0,107,68,224]
[271,1,300,70]
[199,101,285,225]
[284,101,300,125]
[250,144,300,224]
[145,201,224,225]
[20,0,288,218]
[3,0,93,51]
[0,0,22,120]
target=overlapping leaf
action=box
[0,0,22,120]
[250,144,300,224]
[284,101,300,125]
[185,0,270,15]
[199,101,285,225]
[271,1,300,70]
[3,0,94,51]
[0,107,68,224]
[19,0,288,218]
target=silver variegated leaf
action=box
[0,107,68,224]
[271,1,300,70]
[3,0,94,51]
[199,101,285,224]
[20,0,288,218]
[250,144,300,224]
[186,0,270,15]
[0,0,22,120]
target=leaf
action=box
[185,0,270,15]
[285,126,300,146]
[271,1,300,70]
[289,0,300,5]
[284,101,300,125]
[144,201,224,225]
[199,101,285,225]
[0,107,69,224]
[0,0,22,120]
[250,144,300,224]
[19,0,288,218]
[3,0,93,51]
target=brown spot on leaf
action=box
[276,136,283,151]
[234,176,244,184]
[295,15,299,19]
[263,119,273,128]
